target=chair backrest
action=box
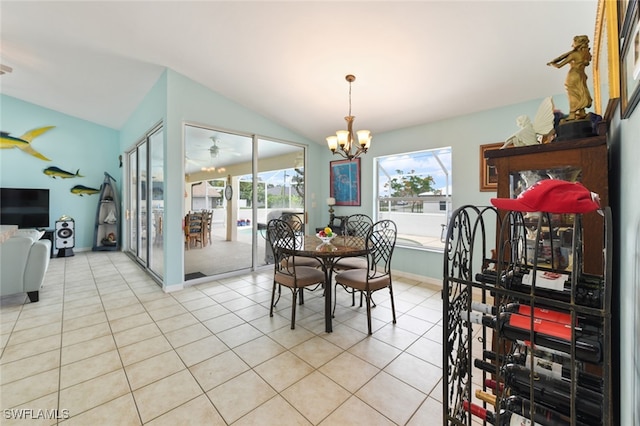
[266,218,298,273]
[344,214,373,237]
[280,212,305,233]
[187,213,203,234]
[203,210,213,224]
[366,219,397,277]
[328,215,348,234]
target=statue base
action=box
[555,113,597,141]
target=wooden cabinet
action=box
[92,172,120,251]
[484,135,608,275]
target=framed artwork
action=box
[621,0,640,118]
[593,0,620,120]
[479,143,502,192]
[330,158,361,206]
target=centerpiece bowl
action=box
[316,233,335,245]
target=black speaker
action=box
[55,219,75,257]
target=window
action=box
[375,147,452,251]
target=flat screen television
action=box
[0,188,50,229]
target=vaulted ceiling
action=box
[1,1,597,145]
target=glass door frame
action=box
[183,123,307,279]
[125,122,164,282]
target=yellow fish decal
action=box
[0,126,55,161]
[70,185,100,196]
[44,166,84,179]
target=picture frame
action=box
[620,0,633,36]
[593,0,620,120]
[479,142,502,192]
[621,0,640,119]
[330,158,361,206]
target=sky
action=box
[377,147,452,196]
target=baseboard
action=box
[393,269,442,288]
[163,283,184,293]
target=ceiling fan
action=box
[209,137,221,159]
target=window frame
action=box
[374,147,452,252]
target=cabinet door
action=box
[487,137,607,275]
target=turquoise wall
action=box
[0,95,119,250]
[118,69,324,286]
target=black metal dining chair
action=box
[333,213,374,306]
[266,218,325,329]
[333,219,397,334]
[279,213,322,269]
[334,214,373,270]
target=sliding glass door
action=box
[184,124,305,280]
[126,124,164,280]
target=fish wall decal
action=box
[70,185,100,196]
[44,166,84,179]
[0,126,55,161]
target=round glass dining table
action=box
[283,234,368,332]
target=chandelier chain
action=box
[348,81,352,117]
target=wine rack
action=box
[442,205,612,425]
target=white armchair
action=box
[0,230,51,302]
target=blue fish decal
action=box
[44,166,84,179]
[70,185,100,196]
[0,126,54,161]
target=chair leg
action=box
[365,291,373,335]
[299,287,304,305]
[359,291,376,308]
[389,284,397,324]
[290,289,298,329]
[272,284,282,309]
[269,281,277,317]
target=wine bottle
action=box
[461,311,602,363]
[475,389,497,406]
[473,392,581,426]
[483,349,603,392]
[483,381,600,426]
[473,360,603,418]
[475,269,604,309]
[504,395,595,426]
[485,378,504,392]
[471,301,573,325]
[463,400,542,426]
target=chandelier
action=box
[326,74,371,160]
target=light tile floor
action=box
[0,251,445,425]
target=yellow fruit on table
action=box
[324,227,333,236]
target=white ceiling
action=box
[1,1,598,145]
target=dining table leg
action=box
[321,257,334,333]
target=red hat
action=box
[490,179,601,213]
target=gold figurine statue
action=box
[547,35,592,121]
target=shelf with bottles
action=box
[442,205,613,426]
[485,136,608,277]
